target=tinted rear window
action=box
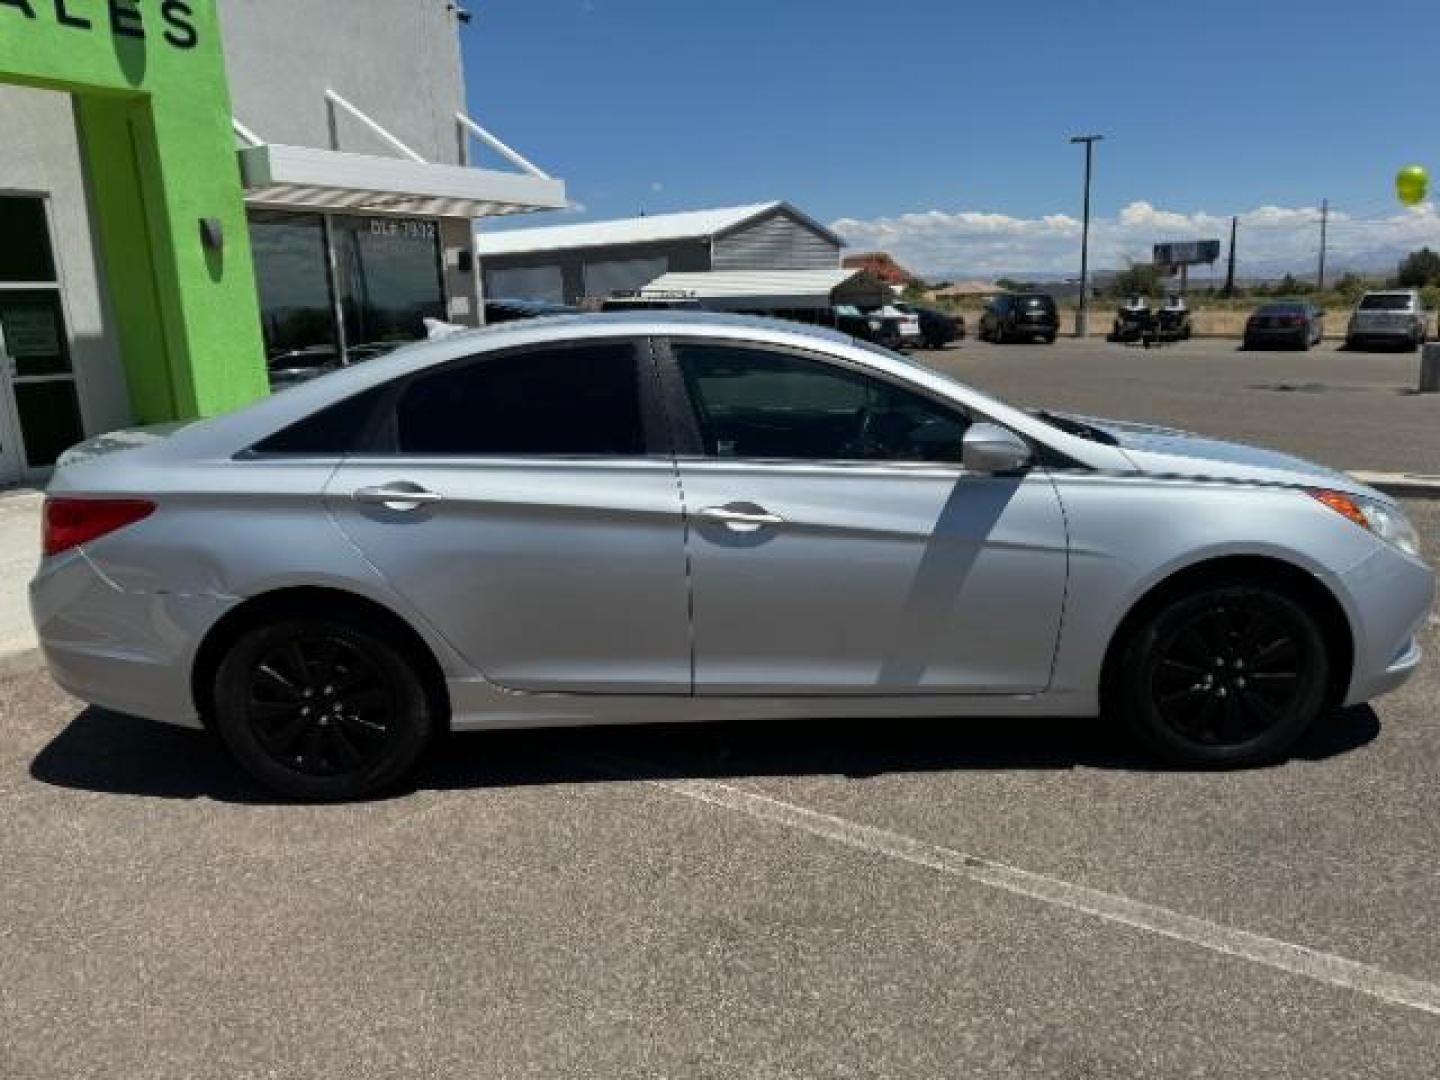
[392,343,645,456]
[1019,295,1056,312]
[1359,294,1413,311]
[1257,304,1307,315]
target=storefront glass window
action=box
[249,211,339,368]
[0,198,57,283]
[333,216,446,350]
[0,197,81,471]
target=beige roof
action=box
[934,279,1002,296]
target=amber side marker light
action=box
[1307,488,1370,529]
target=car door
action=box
[660,338,1069,696]
[325,337,691,693]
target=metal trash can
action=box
[1421,343,1440,393]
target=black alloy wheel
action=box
[1118,585,1329,767]
[214,617,434,799]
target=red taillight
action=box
[43,498,156,557]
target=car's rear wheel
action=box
[213,617,435,800]
[1114,584,1330,768]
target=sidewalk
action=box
[0,488,42,663]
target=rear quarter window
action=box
[249,384,391,455]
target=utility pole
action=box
[1317,198,1329,292]
[1070,134,1104,337]
[1223,215,1238,297]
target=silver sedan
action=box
[31,313,1434,799]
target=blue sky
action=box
[464,0,1440,277]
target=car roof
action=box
[458,309,860,347]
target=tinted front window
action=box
[677,344,968,463]
[393,344,645,456]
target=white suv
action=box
[1346,290,1429,351]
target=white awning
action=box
[640,268,885,310]
[239,143,568,219]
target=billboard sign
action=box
[1154,240,1222,267]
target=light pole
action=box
[1070,134,1103,337]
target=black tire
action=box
[1112,583,1330,768]
[1042,333,1057,344]
[213,616,435,800]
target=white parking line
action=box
[644,774,1440,1018]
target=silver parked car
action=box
[1346,289,1429,351]
[32,313,1433,799]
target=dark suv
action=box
[980,292,1060,344]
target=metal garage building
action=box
[474,202,843,307]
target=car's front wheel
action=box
[1113,583,1330,768]
[213,616,435,800]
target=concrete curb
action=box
[0,646,44,680]
[1349,471,1440,499]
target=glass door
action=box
[0,330,21,486]
[0,197,84,479]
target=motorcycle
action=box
[1110,297,1154,344]
[1154,295,1192,343]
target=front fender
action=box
[1048,475,1379,703]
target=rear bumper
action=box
[1245,327,1308,343]
[29,551,233,729]
[1346,330,1414,346]
[1332,545,1435,706]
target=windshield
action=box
[1019,295,1055,311]
[1359,294,1413,311]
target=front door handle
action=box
[353,483,443,511]
[695,502,785,532]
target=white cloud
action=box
[830,200,1440,278]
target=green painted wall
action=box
[0,0,268,421]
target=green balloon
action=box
[1396,164,1429,206]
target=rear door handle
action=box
[353,483,443,511]
[695,502,785,532]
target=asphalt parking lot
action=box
[922,336,1440,476]
[3,506,1440,1077]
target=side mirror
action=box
[962,423,1032,474]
